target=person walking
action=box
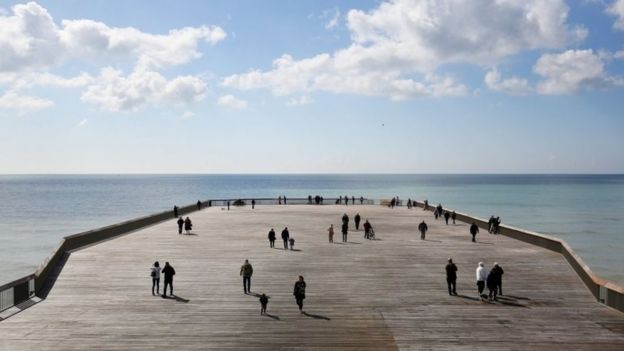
[259,293,270,315]
[476,262,488,300]
[418,221,428,240]
[445,258,458,296]
[327,224,334,243]
[354,213,361,231]
[227,201,230,211]
[451,211,457,225]
[487,263,503,301]
[470,222,479,243]
[150,261,161,296]
[342,213,349,227]
[268,228,276,248]
[161,262,175,298]
[177,216,184,234]
[281,227,290,249]
[184,217,192,234]
[444,211,450,225]
[341,222,348,243]
[240,259,253,294]
[494,263,504,295]
[363,220,372,239]
[252,199,256,209]
[293,276,306,313]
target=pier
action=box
[1,203,623,350]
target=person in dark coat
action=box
[177,217,184,234]
[184,217,192,234]
[444,211,450,225]
[352,196,355,205]
[240,259,253,294]
[342,213,349,226]
[341,222,348,242]
[360,196,364,205]
[252,199,256,209]
[451,211,457,224]
[418,221,428,240]
[363,220,372,239]
[488,216,495,233]
[293,276,306,312]
[344,195,349,205]
[268,228,276,248]
[496,263,504,295]
[281,227,290,249]
[470,222,479,242]
[354,213,361,231]
[487,263,503,301]
[407,199,412,209]
[227,201,230,211]
[445,258,458,295]
[197,200,201,210]
[259,293,270,315]
[173,205,178,218]
[278,196,282,205]
[283,196,287,205]
[161,262,175,297]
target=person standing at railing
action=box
[150,261,161,296]
[252,199,256,209]
[227,201,230,211]
[197,201,201,210]
[278,196,282,205]
[161,262,176,298]
[283,195,287,205]
[173,205,178,218]
[360,196,364,205]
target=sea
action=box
[0,174,622,286]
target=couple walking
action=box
[150,261,176,297]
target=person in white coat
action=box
[475,262,488,300]
[150,261,161,296]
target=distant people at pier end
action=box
[278,196,282,205]
[227,201,230,211]
[470,222,479,242]
[173,205,178,218]
[283,196,287,204]
[161,262,176,298]
[240,259,253,294]
[418,221,428,240]
[150,261,161,296]
[252,199,256,209]
[360,196,364,205]
[197,200,201,210]
[445,258,458,296]
[268,228,276,248]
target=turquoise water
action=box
[0,174,622,285]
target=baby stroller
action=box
[368,227,375,240]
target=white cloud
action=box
[607,0,624,29]
[77,118,88,127]
[0,91,54,111]
[485,68,531,95]
[0,72,93,89]
[615,50,624,59]
[217,94,248,109]
[286,96,314,106]
[323,8,341,30]
[223,0,583,99]
[534,49,623,94]
[178,111,195,120]
[81,67,207,111]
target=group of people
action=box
[177,216,193,234]
[488,216,502,234]
[150,261,176,297]
[267,227,295,250]
[239,259,307,314]
[335,195,365,205]
[445,259,505,301]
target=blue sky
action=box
[1,0,623,173]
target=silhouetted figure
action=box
[328,224,334,243]
[488,216,495,233]
[162,262,175,297]
[437,204,443,216]
[283,196,287,205]
[339,196,342,204]
[352,196,355,205]
[363,220,372,239]
[197,200,201,210]
[177,217,184,234]
[424,200,429,210]
[418,221,428,240]
[208,200,212,207]
[470,222,479,242]
[390,198,396,208]
[184,217,192,234]
[240,259,253,294]
[341,223,348,242]
[344,195,349,205]
[476,262,488,300]
[289,237,295,250]
[495,263,504,295]
[259,293,270,315]
[493,217,501,234]
[293,276,306,312]
[407,199,412,209]
[451,211,456,224]
[281,227,290,249]
[444,211,450,225]
[308,195,312,204]
[150,261,161,296]
[445,258,458,296]
[354,213,361,231]
[360,196,364,205]
[487,263,503,301]
[252,199,256,209]
[342,213,349,226]
[434,209,439,220]
[173,206,178,218]
[268,228,276,248]
[278,196,282,205]
[227,201,230,211]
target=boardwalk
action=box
[1,205,623,350]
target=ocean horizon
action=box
[1,173,623,286]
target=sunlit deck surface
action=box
[1,205,623,350]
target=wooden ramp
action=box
[1,205,623,350]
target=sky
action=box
[1,0,623,174]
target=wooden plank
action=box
[0,205,623,350]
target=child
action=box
[259,293,269,315]
[289,237,295,250]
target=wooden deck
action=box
[1,205,623,350]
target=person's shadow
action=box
[161,294,190,303]
[264,313,280,320]
[303,311,331,320]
